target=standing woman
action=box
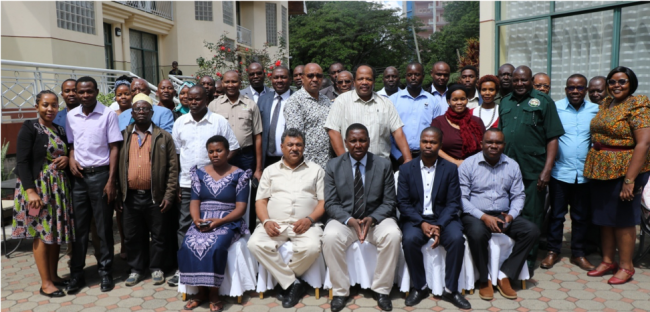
[174,81,195,116]
[13,90,75,297]
[584,66,650,284]
[431,84,486,166]
[472,75,501,129]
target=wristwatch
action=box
[306,216,315,224]
[624,178,634,185]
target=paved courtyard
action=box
[2,217,649,312]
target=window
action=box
[103,23,114,70]
[195,1,213,21]
[619,3,650,96]
[56,1,95,34]
[223,1,234,26]
[282,6,288,43]
[130,29,159,84]
[500,1,550,21]
[554,1,610,12]
[498,19,549,76]
[266,3,277,46]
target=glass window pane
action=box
[554,1,611,12]
[500,1,550,21]
[223,1,234,26]
[266,3,277,46]
[130,29,142,49]
[619,2,650,96]
[498,19,549,76]
[550,10,613,101]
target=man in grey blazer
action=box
[241,62,274,103]
[322,123,402,312]
[258,66,294,169]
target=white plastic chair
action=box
[476,233,530,289]
[415,237,476,296]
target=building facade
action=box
[480,1,650,100]
[403,1,448,38]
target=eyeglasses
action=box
[607,79,629,86]
[534,84,550,89]
[133,107,152,112]
[337,80,352,84]
[566,86,586,92]
[305,73,324,79]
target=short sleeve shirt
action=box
[208,94,262,148]
[497,89,565,180]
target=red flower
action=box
[275,60,281,66]
[267,73,272,77]
[239,61,243,64]
[245,48,249,52]
[216,72,222,77]
[220,46,225,51]
[269,66,274,70]
[227,48,231,52]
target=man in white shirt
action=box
[377,66,402,98]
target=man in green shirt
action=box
[498,66,565,274]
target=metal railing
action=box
[1,60,159,123]
[237,25,252,47]
[113,1,173,20]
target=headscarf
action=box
[175,81,195,114]
[114,79,131,89]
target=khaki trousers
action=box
[322,218,402,296]
[248,223,323,289]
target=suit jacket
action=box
[118,105,174,134]
[324,152,396,224]
[240,85,274,103]
[257,89,294,168]
[397,156,461,229]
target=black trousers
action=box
[401,218,465,292]
[122,190,165,274]
[461,213,540,283]
[547,178,591,257]
[176,188,193,248]
[71,171,113,278]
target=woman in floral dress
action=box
[13,90,75,297]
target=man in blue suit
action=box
[258,66,294,168]
[397,127,470,309]
[117,99,174,133]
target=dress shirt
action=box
[345,153,367,224]
[66,102,123,167]
[324,91,404,159]
[551,98,599,184]
[53,107,70,128]
[389,88,444,159]
[458,152,525,220]
[249,86,268,103]
[421,160,436,216]
[466,88,482,110]
[208,94,262,148]
[377,87,402,98]
[172,110,240,188]
[118,105,174,133]
[256,159,325,232]
[268,90,291,157]
[430,84,448,114]
[127,124,153,190]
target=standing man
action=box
[292,65,305,90]
[533,73,551,95]
[323,124,402,312]
[336,71,354,94]
[169,61,183,75]
[118,93,174,133]
[398,127,471,309]
[208,70,262,180]
[156,79,177,114]
[241,62,273,103]
[390,63,443,169]
[496,64,515,104]
[540,74,598,271]
[377,66,401,98]
[460,65,482,109]
[259,66,294,168]
[321,62,345,101]
[588,76,607,104]
[167,85,240,286]
[498,65,565,272]
[118,95,178,286]
[325,65,412,163]
[283,63,332,169]
[54,79,78,128]
[65,76,123,293]
[423,61,450,112]
[200,76,217,104]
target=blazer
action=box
[117,105,174,134]
[397,156,462,229]
[240,85,274,103]
[15,119,69,190]
[324,152,396,224]
[257,89,294,167]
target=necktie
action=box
[353,162,365,219]
[267,95,283,154]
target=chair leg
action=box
[633,228,646,265]
[461,289,465,295]
[521,280,526,290]
[182,293,187,301]
[329,289,333,300]
[237,296,242,304]
[315,288,320,299]
[259,292,264,299]
[470,289,474,295]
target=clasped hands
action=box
[420,222,441,249]
[264,217,313,237]
[347,216,374,243]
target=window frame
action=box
[195,1,213,21]
[56,1,96,35]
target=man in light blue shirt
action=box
[541,74,599,271]
[118,102,174,133]
[390,63,444,168]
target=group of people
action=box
[11,58,649,312]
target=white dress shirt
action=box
[421,160,436,216]
[249,86,268,103]
[172,110,240,188]
[268,90,291,157]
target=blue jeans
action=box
[229,149,256,172]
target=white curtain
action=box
[500,1,550,21]
[499,19,549,76]
[619,3,650,97]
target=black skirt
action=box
[590,171,650,227]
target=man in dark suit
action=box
[258,66,294,169]
[322,123,402,312]
[397,127,471,309]
[241,62,274,103]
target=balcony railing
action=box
[113,1,173,20]
[237,25,252,47]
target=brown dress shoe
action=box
[496,278,517,299]
[570,256,596,271]
[540,251,560,269]
[479,280,494,300]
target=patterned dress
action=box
[12,123,75,244]
[178,166,251,287]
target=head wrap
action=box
[179,81,195,92]
[132,93,153,105]
[114,79,131,89]
[175,81,196,113]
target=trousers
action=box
[521,179,547,268]
[547,178,591,257]
[176,188,192,248]
[122,190,165,274]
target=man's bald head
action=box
[131,78,151,96]
[431,61,451,90]
[512,66,533,97]
[498,63,516,95]
[302,63,324,97]
[533,72,551,94]
[588,76,607,104]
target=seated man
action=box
[459,129,540,300]
[397,127,470,309]
[248,129,325,308]
[322,123,402,312]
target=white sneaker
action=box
[125,273,141,287]
[152,270,165,285]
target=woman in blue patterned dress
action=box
[178,135,251,311]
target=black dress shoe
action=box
[282,279,304,308]
[330,296,348,312]
[100,275,115,292]
[405,288,430,306]
[65,277,86,294]
[372,292,392,311]
[40,287,66,298]
[441,290,471,310]
[53,279,71,287]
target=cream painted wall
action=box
[479,1,496,76]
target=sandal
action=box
[210,301,224,312]
[184,298,203,310]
